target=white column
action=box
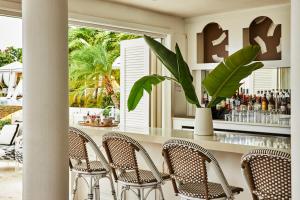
[22,0,69,199]
[291,0,300,198]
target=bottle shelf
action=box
[173,117,290,135]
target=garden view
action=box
[0,27,140,109]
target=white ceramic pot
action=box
[194,107,214,136]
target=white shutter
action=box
[253,68,277,92]
[120,38,150,132]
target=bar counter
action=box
[73,124,290,200]
[75,125,290,154]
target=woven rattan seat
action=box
[241,149,291,200]
[163,139,243,200]
[178,182,243,199]
[73,161,106,172]
[118,169,170,184]
[69,127,116,200]
[103,132,167,200]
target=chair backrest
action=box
[241,149,291,200]
[68,127,109,172]
[102,132,163,184]
[162,139,233,198]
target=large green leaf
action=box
[127,74,166,111]
[175,44,200,107]
[144,35,192,81]
[203,45,264,107]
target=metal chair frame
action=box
[162,139,243,200]
[69,127,117,200]
[102,132,167,200]
[241,149,291,200]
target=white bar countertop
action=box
[74,124,290,154]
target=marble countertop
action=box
[74,125,290,154]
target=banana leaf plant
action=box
[127,35,264,111]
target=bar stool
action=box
[241,149,291,200]
[162,139,243,200]
[102,132,170,200]
[68,127,117,200]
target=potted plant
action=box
[127,35,263,135]
[102,107,113,126]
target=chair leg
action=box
[72,174,80,200]
[157,186,165,200]
[93,177,100,200]
[108,174,117,200]
[137,189,141,199]
[140,188,144,200]
[88,176,94,200]
[119,186,127,200]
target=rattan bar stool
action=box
[69,127,117,200]
[241,149,291,200]
[102,132,170,200]
[162,139,243,200]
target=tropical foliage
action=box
[68,27,140,108]
[127,35,263,111]
[202,45,263,107]
[127,35,200,111]
[0,47,22,67]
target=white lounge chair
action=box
[0,79,23,106]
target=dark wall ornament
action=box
[197,22,229,63]
[244,16,282,61]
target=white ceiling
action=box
[101,0,290,18]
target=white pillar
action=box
[22,0,69,199]
[291,0,300,198]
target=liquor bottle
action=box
[239,88,244,99]
[203,91,209,106]
[261,93,268,111]
[229,94,235,109]
[257,90,262,100]
[285,91,291,115]
[267,90,272,101]
[235,91,241,109]
[252,94,257,105]
[268,93,275,111]
[247,94,253,111]
[275,92,279,111]
[244,89,249,105]
[254,95,262,111]
[280,93,287,114]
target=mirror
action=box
[200,67,290,96]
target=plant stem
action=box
[207,98,214,108]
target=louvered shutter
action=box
[253,68,277,92]
[120,38,150,131]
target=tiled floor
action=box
[0,162,22,200]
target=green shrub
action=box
[102,107,110,118]
[0,119,11,131]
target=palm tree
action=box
[69,44,120,108]
[68,27,140,108]
[68,27,98,53]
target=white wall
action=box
[185,4,290,69]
